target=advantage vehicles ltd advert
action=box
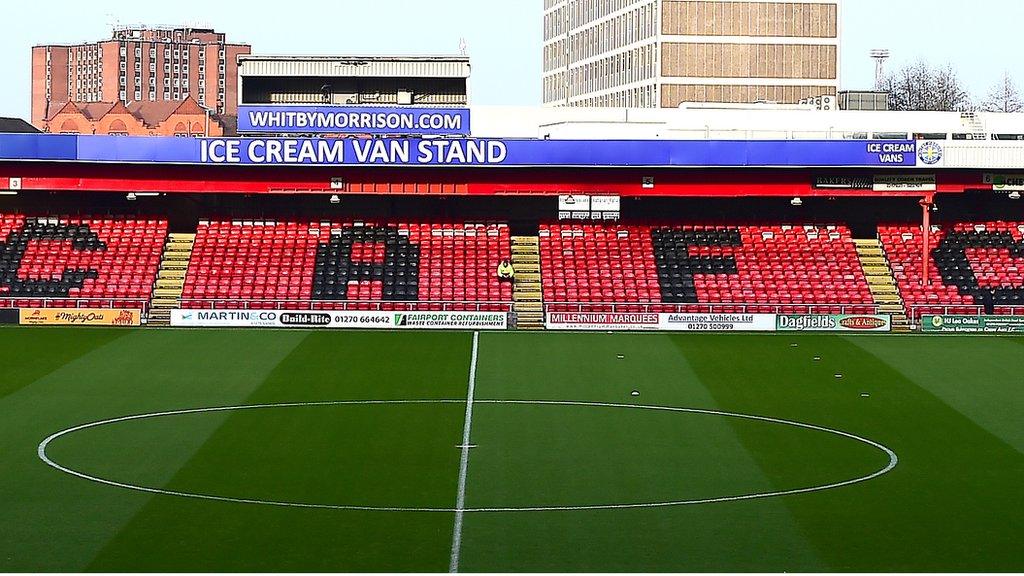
[546,313,775,331]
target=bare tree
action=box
[981,72,1024,113]
[883,60,974,112]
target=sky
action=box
[1,0,1023,118]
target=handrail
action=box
[906,304,1024,321]
[0,297,149,312]
[177,298,515,313]
[543,302,882,315]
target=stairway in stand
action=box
[854,238,912,332]
[511,236,544,330]
[147,233,195,327]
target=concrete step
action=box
[514,302,544,312]
[853,238,882,246]
[158,270,187,280]
[155,279,185,289]
[153,288,183,298]
[150,298,180,309]
[514,294,543,302]
[878,305,905,314]
[873,295,903,304]
[865,275,896,285]
[511,255,540,263]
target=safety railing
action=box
[906,305,1024,322]
[177,299,515,313]
[0,297,150,312]
[543,302,882,315]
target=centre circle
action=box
[38,400,898,512]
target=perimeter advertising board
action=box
[658,313,777,332]
[237,106,472,136]
[922,315,1024,333]
[545,313,776,331]
[545,312,661,331]
[776,315,891,332]
[169,309,507,330]
[0,134,919,168]
[18,308,141,326]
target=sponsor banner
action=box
[0,308,18,324]
[237,105,471,136]
[776,314,891,332]
[170,309,506,330]
[393,312,508,330]
[0,134,918,167]
[590,195,621,211]
[873,174,937,192]
[916,140,944,167]
[558,194,591,211]
[814,175,873,190]
[984,173,1024,192]
[19,308,141,326]
[659,313,777,332]
[922,315,1024,333]
[546,312,661,331]
[548,313,777,332]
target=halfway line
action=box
[448,330,480,573]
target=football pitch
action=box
[1,327,1022,572]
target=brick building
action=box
[32,26,250,128]
[41,96,225,136]
[543,0,840,107]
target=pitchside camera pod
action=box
[791,197,803,207]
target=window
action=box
[164,91,170,99]
[149,91,156,100]
[134,90,141,100]
[150,63,156,72]
[150,48,156,57]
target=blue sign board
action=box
[237,105,472,136]
[0,134,920,168]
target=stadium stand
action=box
[180,220,513,311]
[0,213,166,310]
[881,221,1024,319]
[540,222,876,314]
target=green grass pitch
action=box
[1,327,1023,572]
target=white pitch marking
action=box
[37,398,899,514]
[448,331,480,573]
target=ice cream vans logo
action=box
[918,141,943,165]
